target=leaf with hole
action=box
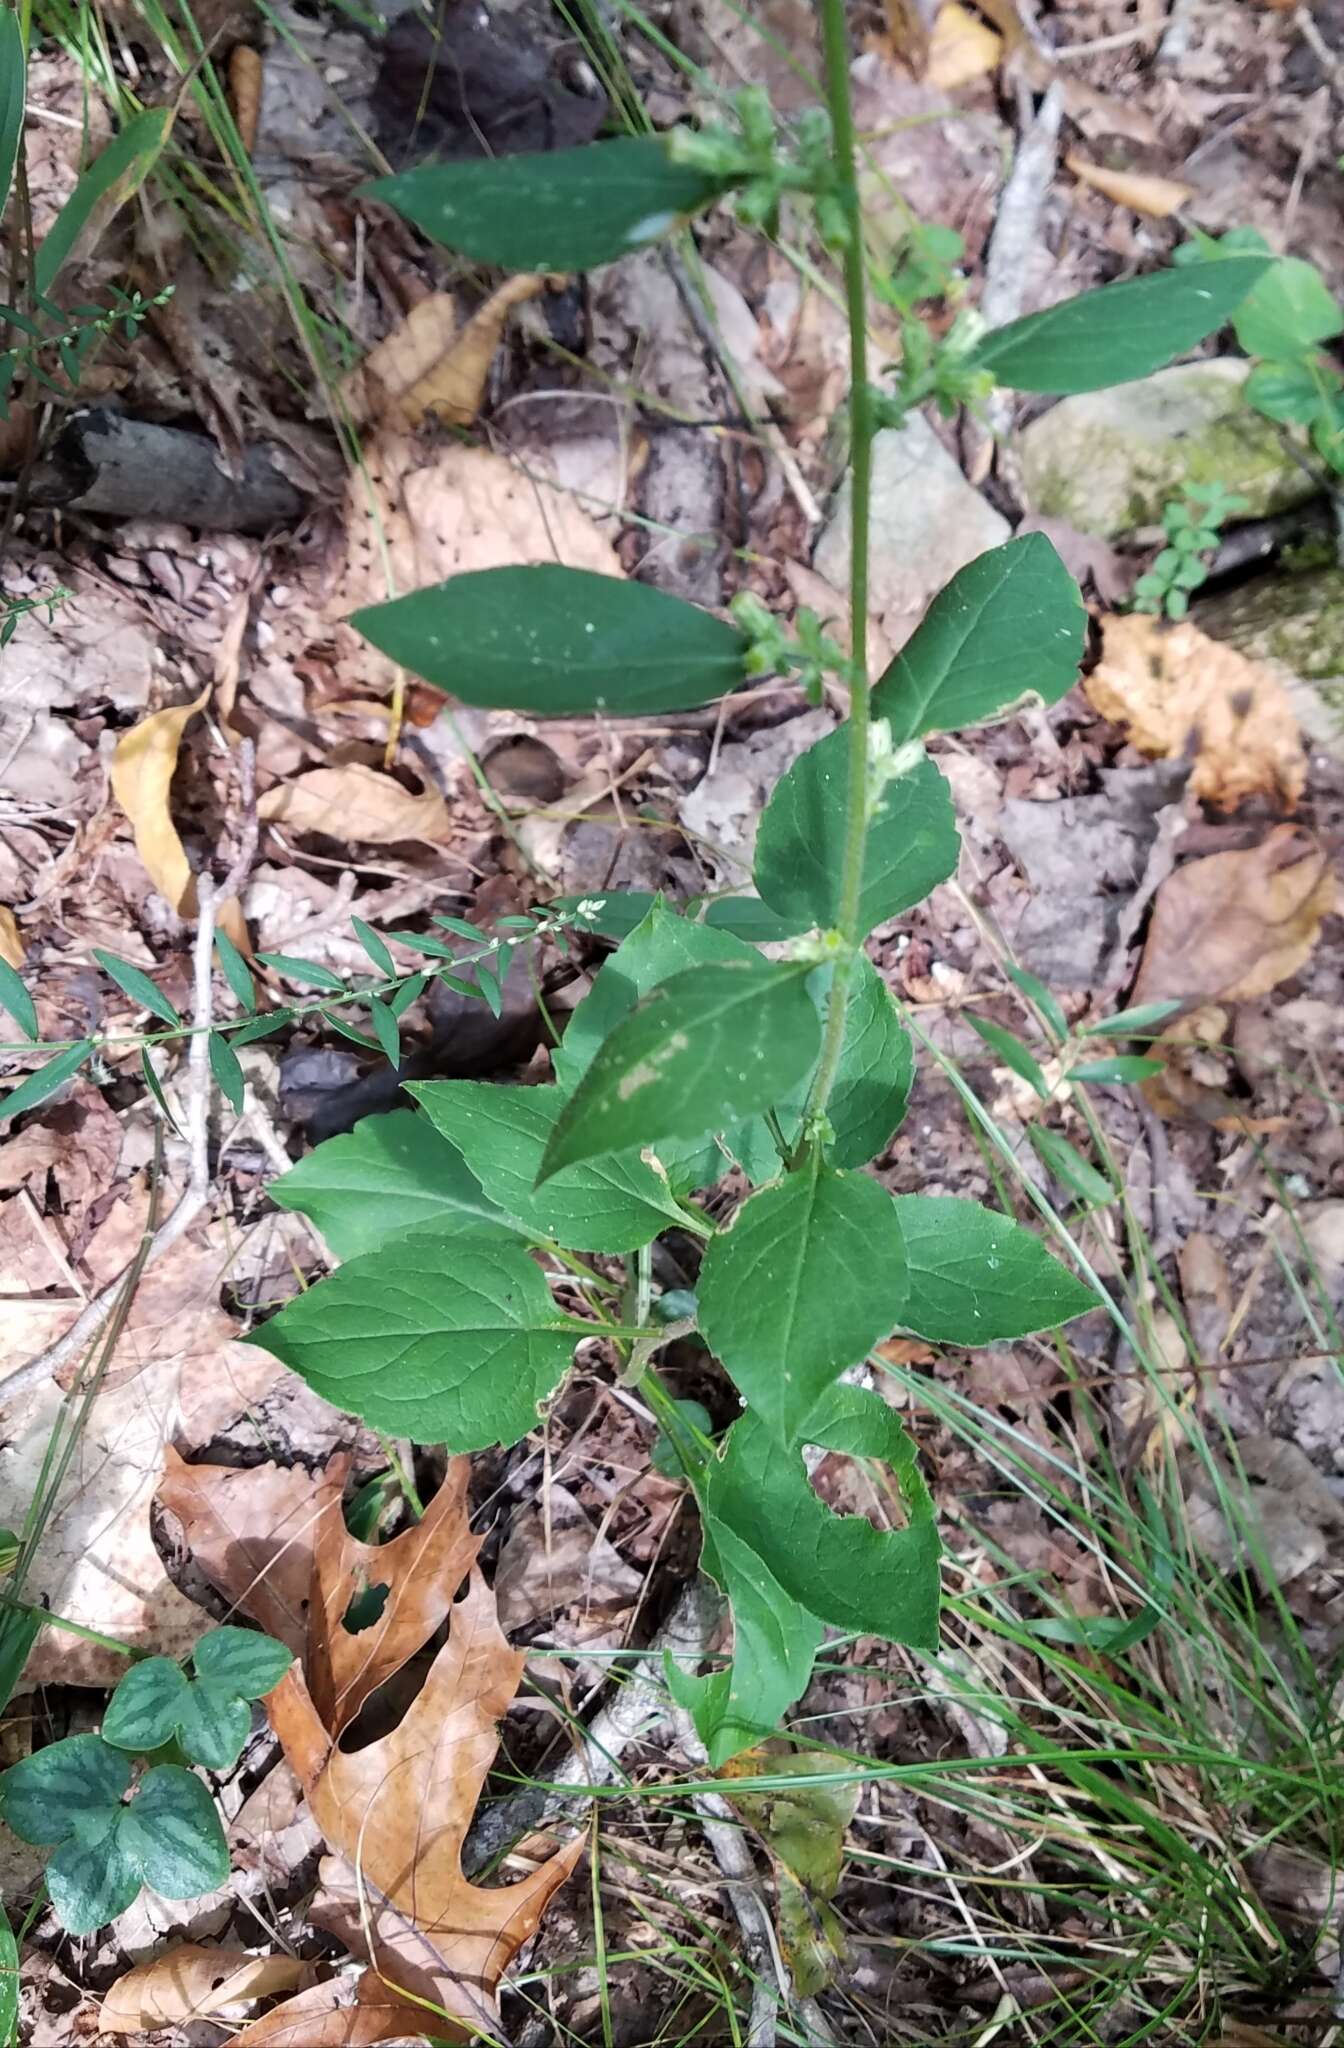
[754,728,959,933]
[540,960,821,1180]
[967,257,1272,393]
[364,134,728,274]
[889,1194,1094,1342]
[411,1082,691,1252]
[698,1162,907,1445]
[871,535,1085,743]
[353,564,750,718]
[245,1228,578,1451]
[0,1039,94,1125]
[272,1108,523,1259]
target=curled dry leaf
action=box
[101,1945,309,2034]
[0,907,23,969]
[258,761,450,845]
[1131,828,1336,1008]
[347,275,545,430]
[1085,615,1306,813]
[109,686,248,949]
[228,44,263,157]
[926,1,1003,88]
[1065,155,1193,218]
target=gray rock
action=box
[1017,359,1314,540]
[814,414,1010,646]
[1195,564,1344,757]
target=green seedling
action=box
[1131,482,1250,619]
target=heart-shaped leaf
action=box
[119,1764,230,1899]
[102,1657,190,1753]
[0,1732,129,1844]
[193,1627,293,1701]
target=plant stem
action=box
[0,1594,141,1661]
[801,0,876,1137]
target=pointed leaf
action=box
[1026,1127,1115,1206]
[193,1626,293,1700]
[119,1764,230,1898]
[0,955,37,1040]
[1005,963,1068,1042]
[214,929,255,1011]
[667,1524,822,1769]
[93,948,182,1027]
[872,536,1085,743]
[176,1681,251,1771]
[824,955,914,1167]
[367,996,401,1066]
[47,1818,141,1935]
[352,915,396,976]
[700,1163,907,1443]
[140,1047,183,1136]
[540,960,821,1180]
[364,134,728,274]
[965,1014,1049,1099]
[244,1228,576,1451]
[272,1109,521,1260]
[254,953,347,993]
[35,109,171,298]
[1070,1054,1165,1084]
[0,1733,129,1845]
[547,891,660,939]
[0,7,25,225]
[1089,1000,1182,1039]
[411,1082,690,1253]
[968,257,1272,392]
[208,1030,246,1115]
[0,1039,94,1124]
[889,1194,1094,1342]
[102,1657,190,1752]
[754,728,959,933]
[352,564,749,718]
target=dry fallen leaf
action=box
[1086,615,1306,812]
[926,0,1002,87]
[258,761,450,845]
[1131,828,1336,1007]
[1066,154,1193,217]
[347,276,545,430]
[882,0,939,72]
[177,1459,584,2046]
[110,686,248,949]
[101,1945,309,2033]
[228,44,263,156]
[0,908,23,969]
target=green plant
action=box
[1130,481,1250,618]
[0,1625,291,1934]
[0,30,1273,1782]
[1181,227,1344,482]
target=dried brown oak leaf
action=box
[100,1945,309,2033]
[1084,615,1305,813]
[1131,827,1335,1007]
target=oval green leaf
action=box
[272,1109,522,1260]
[364,134,728,274]
[539,960,821,1181]
[968,256,1272,394]
[1233,256,1343,359]
[353,564,749,719]
[176,1681,251,1772]
[93,949,182,1027]
[871,535,1085,743]
[889,1194,1094,1342]
[193,1626,293,1701]
[101,1656,190,1753]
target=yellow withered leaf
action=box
[110,687,248,949]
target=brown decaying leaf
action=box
[347,275,544,431]
[109,687,248,950]
[1085,615,1306,813]
[1131,828,1336,1008]
[881,0,939,73]
[100,1945,309,2033]
[257,762,450,845]
[228,44,263,157]
[1066,155,1193,217]
[0,907,23,969]
[926,1,1002,87]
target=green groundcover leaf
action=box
[754,729,959,934]
[698,1162,907,1445]
[0,1039,94,1125]
[365,134,728,275]
[176,1684,251,1773]
[47,1821,141,1935]
[889,1194,1094,1343]
[246,1225,577,1451]
[102,1658,189,1753]
[118,1765,229,1900]
[968,256,1272,394]
[193,1626,293,1701]
[872,535,1085,743]
[540,960,821,1180]
[353,564,749,719]
[0,1732,129,1845]
[0,955,37,1040]
[272,1109,522,1259]
[411,1081,690,1252]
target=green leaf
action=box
[968,258,1272,393]
[208,1031,245,1116]
[254,953,347,992]
[1005,963,1068,1042]
[1089,1000,1182,1039]
[410,1082,689,1253]
[1245,357,1332,426]
[230,1012,288,1047]
[119,1764,230,1898]
[823,955,914,1167]
[0,1039,94,1124]
[1026,1127,1114,1208]
[888,1194,1094,1342]
[547,892,660,939]
[696,897,813,941]
[35,109,172,298]
[0,1604,40,1717]
[0,956,36,1041]
[753,729,959,933]
[176,1682,251,1772]
[0,8,25,226]
[667,1524,823,1768]
[140,1047,183,1137]
[1232,257,1342,359]
[651,1398,714,1479]
[47,1818,141,1935]
[699,1162,907,1444]
[245,1228,577,1451]
[965,1015,1049,1100]
[367,995,401,1066]
[871,536,1085,742]
[214,929,255,1012]
[351,915,395,977]
[364,134,728,274]
[0,1732,129,1845]
[352,565,750,719]
[192,1626,293,1700]
[539,960,820,1180]
[0,1894,17,2046]
[272,1109,521,1260]
[1070,1055,1165,1085]
[93,949,181,1027]
[102,1657,190,1752]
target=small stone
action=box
[1196,565,1344,759]
[814,414,1010,648]
[1017,359,1314,539]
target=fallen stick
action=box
[29,408,306,534]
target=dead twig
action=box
[970,83,1062,487]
